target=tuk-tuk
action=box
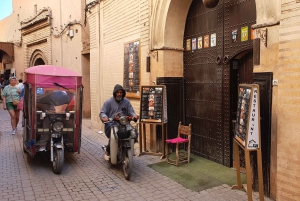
[22,65,83,174]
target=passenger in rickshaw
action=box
[36,90,75,151]
[36,90,75,112]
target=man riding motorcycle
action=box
[99,84,139,155]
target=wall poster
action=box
[204,35,209,48]
[198,36,203,49]
[123,40,140,98]
[186,39,191,51]
[241,26,248,42]
[139,85,167,123]
[234,84,260,149]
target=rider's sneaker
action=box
[12,129,16,135]
[102,145,110,155]
[104,153,110,161]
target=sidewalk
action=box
[0,102,273,201]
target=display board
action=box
[139,85,167,123]
[234,84,260,149]
[123,40,140,98]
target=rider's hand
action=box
[133,115,139,122]
[102,117,108,122]
[3,105,7,110]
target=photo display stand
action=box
[138,85,167,159]
[231,84,264,201]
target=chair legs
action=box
[176,143,179,166]
[166,142,190,166]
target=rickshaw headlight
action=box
[53,122,64,132]
[119,116,128,125]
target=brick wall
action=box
[102,0,150,116]
[88,8,100,124]
[277,0,300,200]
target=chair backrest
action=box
[177,121,192,137]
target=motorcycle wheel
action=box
[123,148,133,180]
[52,147,64,174]
[110,130,118,165]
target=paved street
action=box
[0,102,273,201]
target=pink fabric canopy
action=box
[25,65,81,77]
[25,65,82,88]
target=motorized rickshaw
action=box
[22,65,83,174]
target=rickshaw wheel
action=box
[123,148,133,180]
[52,147,64,174]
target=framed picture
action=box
[232,29,238,43]
[192,38,197,50]
[186,39,191,51]
[198,36,202,49]
[241,26,248,42]
[204,35,209,48]
[123,40,140,98]
[211,33,216,47]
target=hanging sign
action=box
[234,84,260,149]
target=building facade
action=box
[1,0,300,200]
[0,0,91,117]
[85,0,299,200]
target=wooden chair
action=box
[165,122,192,166]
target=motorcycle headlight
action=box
[53,122,64,132]
[119,116,128,125]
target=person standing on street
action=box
[2,76,20,135]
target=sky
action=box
[0,0,13,20]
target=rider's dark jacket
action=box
[99,84,137,137]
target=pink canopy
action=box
[25,65,81,77]
[25,65,82,88]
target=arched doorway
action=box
[183,0,271,196]
[151,0,271,196]
[34,58,45,66]
[29,50,47,67]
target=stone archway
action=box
[149,0,267,80]
[29,49,47,67]
[149,0,192,79]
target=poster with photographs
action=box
[186,39,191,51]
[192,38,197,50]
[234,84,260,149]
[210,33,216,47]
[140,85,167,123]
[198,36,202,49]
[123,40,140,98]
[241,26,248,42]
[204,35,209,48]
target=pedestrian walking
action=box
[1,76,20,135]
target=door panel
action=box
[184,0,256,166]
[184,0,223,164]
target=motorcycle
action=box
[103,114,138,180]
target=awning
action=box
[0,42,14,62]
